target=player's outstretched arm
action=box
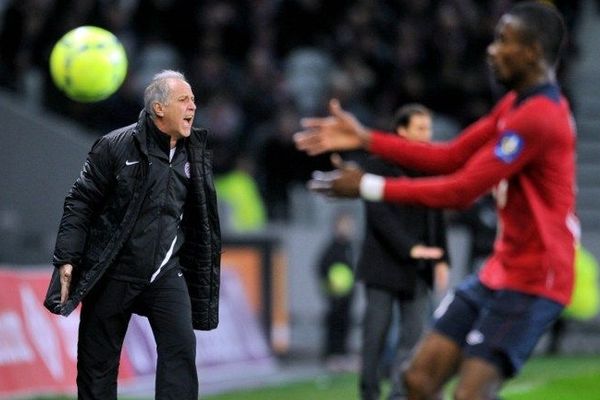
[307,153,364,198]
[294,99,372,155]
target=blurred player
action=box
[295,2,577,399]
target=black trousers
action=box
[77,267,197,400]
[360,281,431,400]
[323,294,353,357]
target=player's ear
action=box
[396,127,408,138]
[526,41,544,65]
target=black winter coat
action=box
[356,155,448,296]
[44,111,221,330]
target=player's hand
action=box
[294,99,371,156]
[308,153,364,198]
[59,264,73,305]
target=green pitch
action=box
[500,355,600,399]
[24,355,600,400]
[203,355,600,400]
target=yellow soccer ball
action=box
[327,262,354,297]
[49,26,128,102]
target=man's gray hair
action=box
[144,70,189,118]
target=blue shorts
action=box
[433,275,563,377]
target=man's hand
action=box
[410,245,444,260]
[294,99,371,156]
[308,154,364,198]
[434,261,450,295]
[59,264,73,305]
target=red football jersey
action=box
[369,84,578,305]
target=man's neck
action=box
[152,118,181,149]
[149,120,178,154]
[515,69,556,95]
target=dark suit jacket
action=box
[356,154,448,297]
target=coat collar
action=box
[132,110,150,157]
[132,109,208,155]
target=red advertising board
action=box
[0,266,277,398]
[0,267,78,396]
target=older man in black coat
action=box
[44,70,221,400]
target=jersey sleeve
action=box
[381,99,546,209]
[368,112,497,175]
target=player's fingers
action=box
[300,116,336,129]
[331,153,359,171]
[293,131,309,147]
[330,153,344,169]
[329,98,344,118]
[293,131,317,148]
[312,169,341,181]
[307,179,333,195]
[294,132,328,156]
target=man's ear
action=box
[153,102,164,117]
[526,41,544,65]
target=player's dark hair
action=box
[392,103,432,130]
[508,1,566,65]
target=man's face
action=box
[396,114,432,142]
[487,15,534,89]
[155,78,196,140]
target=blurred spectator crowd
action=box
[0,0,583,225]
